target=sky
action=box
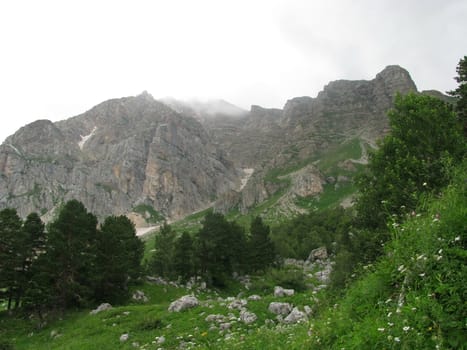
[0,0,466,143]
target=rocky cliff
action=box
[0,92,239,220]
[209,65,418,213]
[0,66,423,221]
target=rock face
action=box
[0,66,420,220]
[208,65,418,213]
[0,92,238,220]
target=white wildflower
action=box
[454,236,460,242]
[377,328,385,332]
[403,326,410,332]
[394,337,400,342]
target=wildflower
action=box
[377,328,385,332]
[454,236,461,242]
[201,332,208,337]
[416,254,425,260]
[398,265,405,272]
[388,322,394,327]
[387,312,392,317]
[422,182,427,186]
[403,326,410,332]
[394,337,400,342]
[419,273,425,277]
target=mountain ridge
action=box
[0,65,437,225]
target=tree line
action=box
[0,200,143,319]
[148,214,276,287]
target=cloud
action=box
[0,0,466,142]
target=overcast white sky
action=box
[1,0,466,143]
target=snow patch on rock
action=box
[78,126,97,150]
[239,168,254,190]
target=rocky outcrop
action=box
[0,92,239,220]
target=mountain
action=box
[0,66,425,223]
[0,92,239,220]
[210,65,418,214]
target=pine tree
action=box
[0,208,23,310]
[248,216,275,272]
[94,215,143,303]
[150,222,176,278]
[45,200,98,309]
[196,212,247,286]
[12,213,45,308]
[173,232,194,282]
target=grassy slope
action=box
[1,278,321,349]
[289,164,466,349]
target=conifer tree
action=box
[248,216,275,272]
[150,222,176,278]
[94,215,143,303]
[45,200,98,309]
[0,208,23,310]
[173,231,194,282]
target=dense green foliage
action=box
[1,200,144,318]
[306,164,467,349]
[0,209,44,311]
[356,92,464,230]
[272,207,352,259]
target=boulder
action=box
[132,290,148,303]
[268,302,293,316]
[274,286,294,297]
[247,294,262,301]
[90,303,112,315]
[239,310,257,324]
[168,295,199,312]
[284,307,308,324]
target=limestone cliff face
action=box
[0,92,238,220]
[209,65,418,213]
[0,66,421,219]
